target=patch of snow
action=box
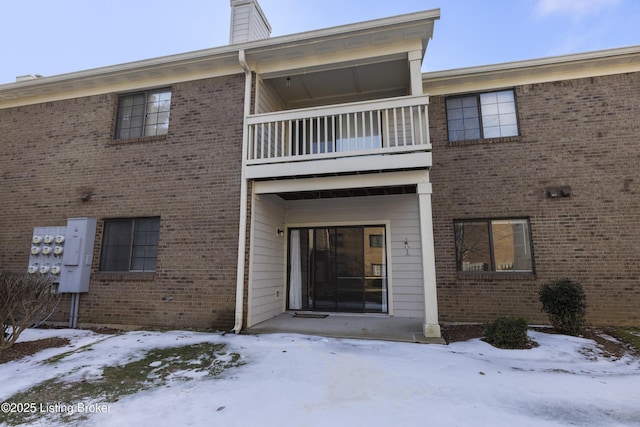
[1,329,639,427]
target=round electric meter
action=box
[39,265,50,274]
[44,235,54,244]
[42,246,53,255]
[55,235,65,244]
[54,246,64,255]
[32,235,43,244]
[50,265,61,275]
[28,265,38,274]
[31,246,42,255]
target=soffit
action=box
[423,45,640,95]
[264,57,410,109]
[0,52,241,108]
[243,14,437,72]
[277,184,417,201]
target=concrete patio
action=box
[245,312,446,344]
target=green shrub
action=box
[483,317,530,349]
[539,278,586,336]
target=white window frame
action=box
[446,89,518,142]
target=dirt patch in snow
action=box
[442,324,485,343]
[443,323,638,361]
[0,337,70,364]
[0,326,122,364]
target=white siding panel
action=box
[230,1,271,44]
[249,194,286,326]
[257,79,286,114]
[285,193,425,318]
[252,286,279,298]
[231,6,251,43]
[391,270,424,280]
[251,252,284,264]
[251,22,270,41]
[393,301,424,316]
[250,270,283,281]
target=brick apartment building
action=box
[0,1,638,337]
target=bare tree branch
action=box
[0,272,60,349]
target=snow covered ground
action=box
[1,328,639,427]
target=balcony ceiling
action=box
[245,10,438,109]
[264,57,410,109]
[276,184,417,200]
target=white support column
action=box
[417,181,441,338]
[408,50,424,96]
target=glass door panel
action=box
[364,227,387,313]
[312,228,336,310]
[336,278,365,311]
[288,226,388,313]
[335,227,364,311]
[365,279,386,312]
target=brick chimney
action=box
[229,0,272,44]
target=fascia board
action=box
[422,45,640,95]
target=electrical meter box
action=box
[28,225,67,283]
[58,218,97,293]
[29,218,97,293]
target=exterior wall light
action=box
[545,186,572,198]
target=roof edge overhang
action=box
[423,45,640,95]
[242,8,439,61]
[0,8,440,108]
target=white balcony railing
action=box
[245,95,430,166]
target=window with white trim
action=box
[446,90,518,142]
[115,89,171,139]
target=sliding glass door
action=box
[288,226,387,313]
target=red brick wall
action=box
[0,74,246,330]
[3,70,638,329]
[429,72,640,326]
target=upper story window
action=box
[369,234,384,248]
[115,88,171,139]
[454,218,533,273]
[99,217,160,272]
[446,90,518,142]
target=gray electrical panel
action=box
[58,218,97,293]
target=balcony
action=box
[244,95,432,179]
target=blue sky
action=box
[1,0,639,85]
